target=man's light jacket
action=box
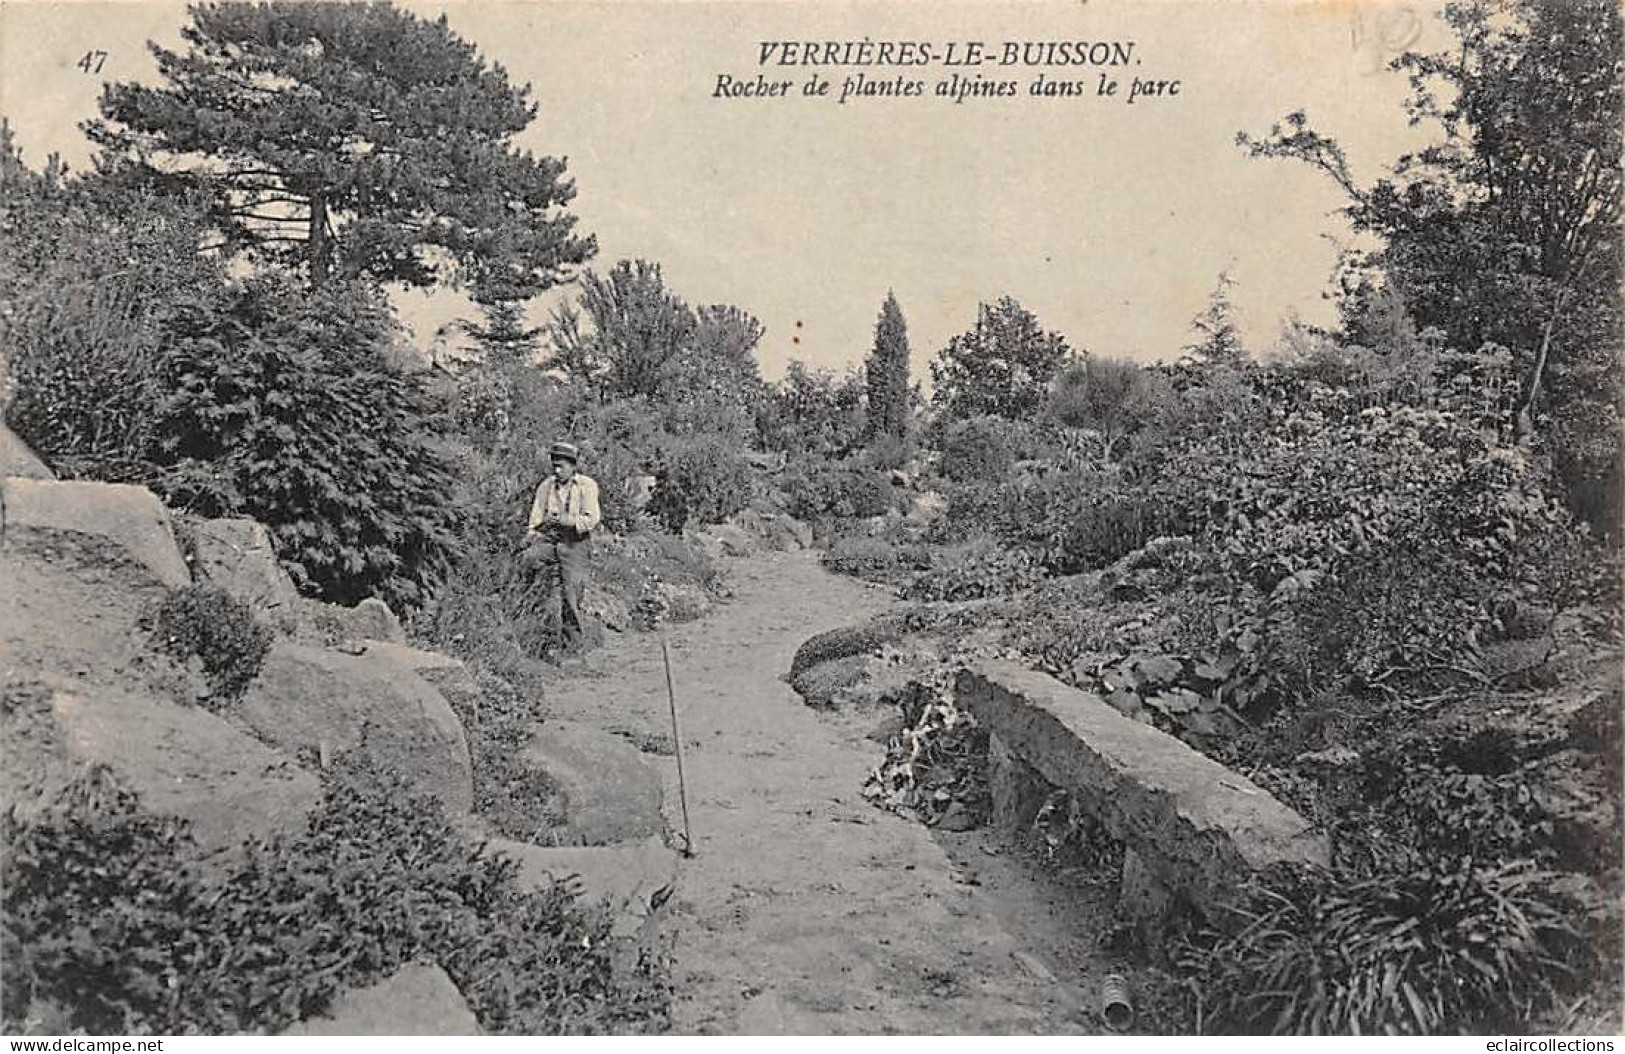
[528,474,602,537]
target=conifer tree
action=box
[864,291,911,442]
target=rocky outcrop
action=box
[285,963,479,1036]
[726,508,813,551]
[2,680,321,854]
[695,522,756,559]
[0,422,53,479]
[958,661,1329,926]
[522,719,664,845]
[358,640,479,710]
[185,517,300,613]
[239,642,473,814]
[348,597,407,644]
[2,478,190,589]
[278,595,412,648]
[494,835,679,938]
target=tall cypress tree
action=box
[865,291,911,442]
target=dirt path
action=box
[542,550,1106,1035]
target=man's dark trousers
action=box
[532,527,591,647]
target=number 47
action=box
[77,49,108,74]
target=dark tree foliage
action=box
[1046,356,1173,462]
[930,296,1073,420]
[864,291,911,443]
[87,1,593,298]
[1239,0,1622,528]
[547,259,695,400]
[757,361,866,460]
[464,300,541,368]
[150,275,461,609]
[544,259,766,440]
[1,137,224,479]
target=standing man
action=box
[526,440,601,649]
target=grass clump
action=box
[143,584,273,705]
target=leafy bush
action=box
[647,434,753,532]
[148,276,461,611]
[1,763,669,1036]
[936,416,1014,483]
[903,537,1044,602]
[781,457,896,521]
[756,361,865,460]
[822,535,927,584]
[0,172,223,479]
[863,432,913,473]
[1180,860,1599,1035]
[142,585,272,705]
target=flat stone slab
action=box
[7,681,321,855]
[186,516,300,613]
[957,661,1328,920]
[240,642,473,815]
[3,478,189,589]
[523,719,665,845]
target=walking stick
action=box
[660,636,696,858]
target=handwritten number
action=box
[76,50,108,74]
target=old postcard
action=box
[1,0,1619,1041]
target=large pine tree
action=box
[87,1,594,299]
[864,291,910,442]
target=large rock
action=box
[494,836,679,938]
[348,597,407,644]
[0,422,53,479]
[907,491,948,522]
[2,478,189,589]
[240,643,472,814]
[286,963,478,1036]
[359,641,478,707]
[186,517,299,613]
[279,596,410,648]
[957,662,1329,924]
[695,522,756,559]
[2,680,321,854]
[523,719,664,845]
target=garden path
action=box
[542,549,1113,1034]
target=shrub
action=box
[936,416,1014,484]
[0,763,670,1035]
[756,361,865,460]
[822,535,927,584]
[148,277,461,611]
[1180,859,1600,1035]
[647,434,754,532]
[142,585,272,705]
[863,432,913,473]
[781,457,896,522]
[904,537,1044,602]
[1,176,223,480]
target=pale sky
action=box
[0,0,1451,379]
